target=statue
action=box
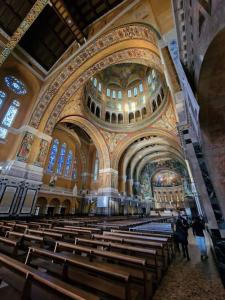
[72,184,78,196]
[49,173,57,187]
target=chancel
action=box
[0,0,225,299]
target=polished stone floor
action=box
[153,231,225,300]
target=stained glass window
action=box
[56,143,67,174]
[139,83,143,93]
[93,153,99,181]
[98,82,102,92]
[0,91,6,108]
[133,87,138,97]
[127,89,132,98]
[72,157,78,180]
[47,139,59,172]
[64,150,73,177]
[2,99,20,128]
[93,78,97,87]
[0,127,8,139]
[118,91,122,99]
[4,76,27,95]
[106,88,110,97]
[112,90,116,98]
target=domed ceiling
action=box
[84,63,167,130]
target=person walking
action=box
[192,216,208,260]
[175,217,190,260]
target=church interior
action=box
[0,0,225,299]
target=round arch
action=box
[60,115,110,169]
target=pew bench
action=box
[26,247,139,300]
[54,241,153,299]
[0,252,98,300]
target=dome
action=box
[84,63,167,131]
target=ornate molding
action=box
[29,23,160,132]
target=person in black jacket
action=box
[175,217,190,260]
[192,216,208,260]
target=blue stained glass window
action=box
[57,143,67,174]
[106,88,110,97]
[139,83,143,93]
[2,100,20,127]
[118,91,122,99]
[98,82,102,92]
[0,127,8,139]
[65,150,73,177]
[93,152,99,181]
[4,76,27,95]
[0,90,6,109]
[133,87,138,97]
[47,139,59,172]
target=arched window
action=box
[127,89,132,98]
[139,83,143,93]
[112,90,116,99]
[64,150,73,177]
[72,157,78,180]
[96,106,100,118]
[4,76,27,95]
[118,91,122,99]
[93,78,97,87]
[91,102,95,114]
[98,82,102,92]
[93,152,99,181]
[0,90,6,109]
[133,87,138,97]
[106,88,110,97]
[56,143,67,175]
[105,111,110,122]
[0,100,20,139]
[47,139,59,172]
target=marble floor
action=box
[153,231,225,300]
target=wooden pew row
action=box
[103,231,172,261]
[25,247,139,300]
[0,236,22,258]
[92,234,167,270]
[111,229,175,258]
[111,229,172,239]
[74,237,161,282]
[0,253,98,300]
[64,225,101,233]
[54,241,152,299]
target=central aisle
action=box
[153,231,225,300]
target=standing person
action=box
[175,217,190,260]
[192,216,208,260]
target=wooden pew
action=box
[75,237,161,283]
[0,236,22,258]
[5,231,44,252]
[92,234,167,270]
[54,241,152,299]
[64,226,101,233]
[0,252,99,300]
[25,247,136,300]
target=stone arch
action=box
[61,199,71,215]
[28,23,163,134]
[113,128,180,170]
[60,115,110,169]
[35,197,47,216]
[48,198,60,216]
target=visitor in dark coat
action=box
[175,217,190,260]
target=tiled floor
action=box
[153,231,225,300]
